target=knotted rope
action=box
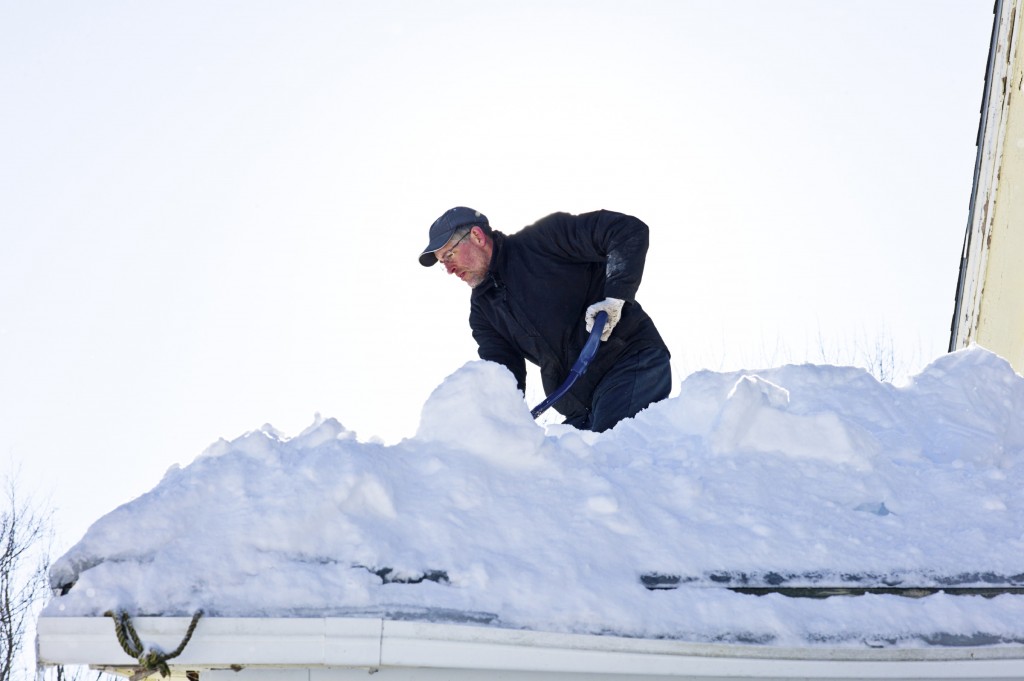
[104,609,204,678]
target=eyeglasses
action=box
[439,230,472,265]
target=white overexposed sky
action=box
[1,1,994,546]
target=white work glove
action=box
[585,298,625,342]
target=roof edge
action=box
[37,616,1024,680]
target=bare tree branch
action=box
[0,471,51,681]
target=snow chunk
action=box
[709,374,876,468]
[416,360,545,468]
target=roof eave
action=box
[37,616,1024,680]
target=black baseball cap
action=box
[419,207,489,267]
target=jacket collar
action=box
[473,230,506,296]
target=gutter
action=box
[37,616,1024,680]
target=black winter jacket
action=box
[469,210,669,421]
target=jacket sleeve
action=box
[470,310,528,393]
[535,210,650,302]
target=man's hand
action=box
[585,298,625,341]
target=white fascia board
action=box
[37,617,382,668]
[380,621,1024,679]
[37,617,1024,680]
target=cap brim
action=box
[418,228,457,267]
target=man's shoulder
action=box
[509,212,567,234]
[508,212,576,241]
[514,209,631,234]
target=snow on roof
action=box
[42,347,1024,647]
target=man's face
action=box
[437,227,489,288]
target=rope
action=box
[104,609,204,678]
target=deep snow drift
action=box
[43,347,1024,647]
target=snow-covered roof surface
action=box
[43,347,1024,648]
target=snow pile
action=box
[43,347,1024,647]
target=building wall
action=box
[951,0,1024,374]
[974,79,1024,368]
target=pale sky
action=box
[1,1,994,546]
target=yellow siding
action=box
[974,81,1024,369]
[952,0,1024,374]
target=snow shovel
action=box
[531,311,607,419]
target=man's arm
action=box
[581,210,650,302]
[537,210,651,302]
[470,315,528,393]
[533,210,650,340]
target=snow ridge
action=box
[44,347,1024,647]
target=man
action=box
[419,206,671,432]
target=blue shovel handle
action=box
[530,311,608,419]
